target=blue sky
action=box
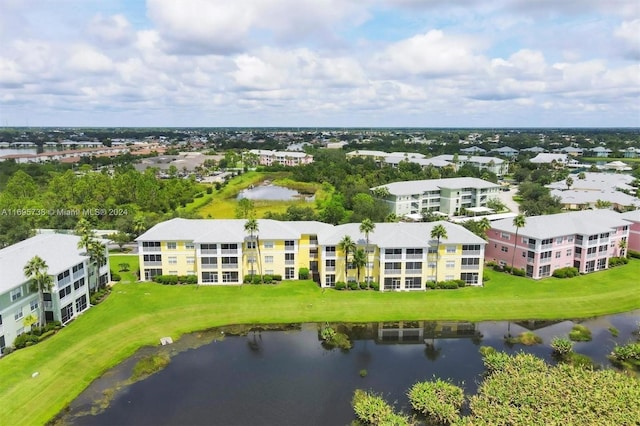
[0,0,638,127]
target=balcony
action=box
[44,301,53,310]
[541,244,553,250]
[384,268,402,274]
[326,266,336,272]
[527,243,536,249]
[221,264,239,269]
[461,250,481,256]
[201,264,218,270]
[587,253,597,259]
[221,249,238,255]
[405,269,422,275]
[201,249,216,255]
[384,254,402,260]
[406,253,423,259]
[325,252,336,258]
[285,260,295,265]
[461,265,480,270]
[143,261,162,267]
[540,258,551,264]
[72,271,84,280]
[143,247,161,252]
[285,246,296,252]
[309,239,318,246]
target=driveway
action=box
[496,186,520,213]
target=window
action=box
[57,270,71,286]
[30,300,38,312]
[222,272,239,283]
[264,241,274,249]
[538,265,551,277]
[246,241,256,249]
[405,277,422,289]
[461,273,479,285]
[587,247,597,255]
[428,247,437,254]
[575,247,582,255]
[385,248,402,257]
[265,256,274,264]
[588,235,598,242]
[540,251,552,260]
[446,260,455,268]
[325,246,336,256]
[201,243,217,253]
[285,253,295,264]
[555,251,561,259]
[142,241,161,250]
[185,242,195,249]
[60,303,73,323]
[556,237,563,244]
[597,258,607,270]
[168,256,177,265]
[221,243,237,252]
[405,262,422,272]
[59,285,72,300]
[143,254,162,264]
[446,246,456,254]
[462,244,481,252]
[384,262,401,272]
[285,240,295,249]
[201,257,217,267]
[600,233,609,239]
[187,257,195,265]
[73,278,85,290]
[599,245,608,253]
[568,236,574,243]
[14,310,23,321]
[75,295,87,312]
[384,278,401,290]
[566,249,572,256]
[406,248,423,257]
[10,287,23,302]
[325,274,336,287]
[461,258,480,266]
[285,267,295,280]
[501,232,511,240]
[541,238,553,246]
[0,335,5,354]
[501,246,509,253]
[167,242,177,249]
[325,259,336,271]
[144,268,163,280]
[221,257,238,267]
[202,272,218,283]
[72,263,84,278]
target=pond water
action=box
[60,311,639,426]
[237,185,313,201]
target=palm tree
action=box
[565,176,574,190]
[88,240,107,292]
[24,255,53,328]
[244,218,259,282]
[618,239,627,258]
[132,215,147,237]
[477,217,491,239]
[352,248,367,284]
[430,224,448,282]
[338,235,356,284]
[359,219,375,287]
[510,214,526,273]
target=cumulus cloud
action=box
[614,19,640,59]
[88,14,135,46]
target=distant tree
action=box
[595,199,612,209]
[565,176,574,190]
[235,197,255,219]
[108,231,131,250]
[578,172,586,179]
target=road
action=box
[496,186,520,213]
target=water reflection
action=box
[58,311,639,426]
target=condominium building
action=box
[620,210,640,253]
[429,155,508,177]
[136,219,486,290]
[0,234,110,354]
[248,149,313,167]
[372,177,500,217]
[486,210,630,279]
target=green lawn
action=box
[1,262,639,425]
[108,254,139,283]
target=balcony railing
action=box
[222,264,239,269]
[201,264,218,270]
[309,240,318,246]
[325,266,336,272]
[461,250,481,256]
[541,244,553,250]
[384,254,402,259]
[406,254,423,259]
[221,249,238,255]
[143,261,162,267]
[384,269,402,274]
[72,271,84,280]
[285,260,295,265]
[44,301,53,310]
[461,265,480,270]
[201,249,216,255]
[325,252,336,258]
[405,269,422,274]
[587,253,597,258]
[285,246,295,252]
[143,247,161,252]
[540,258,551,264]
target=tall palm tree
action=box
[244,218,259,282]
[352,248,367,284]
[430,224,448,283]
[511,214,526,273]
[24,255,53,328]
[338,235,356,284]
[88,240,107,292]
[132,215,147,237]
[565,176,574,190]
[618,239,627,258]
[359,219,375,287]
[478,217,491,239]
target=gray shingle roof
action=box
[0,234,88,294]
[620,210,640,224]
[490,210,630,239]
[372,177,499,196]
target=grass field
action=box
[1,261,639,425]
[108,254,139,283]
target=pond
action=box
[237,184,313,201]
[59,311,639,425]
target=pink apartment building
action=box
[486,210,630,279]
[620,210,640,253]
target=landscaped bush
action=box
[38,330,56,341]
[628,250,640,259]
[512,268,526,276]
[436,280,462,289]
[552,267,580,278]
[298,267,309,280]
[359,281,368,290]
[569,324,592,342]
[348,281,359,290]
[335,281,346,290]
[153,275,198,285]
[369,282,380,291]
[408,379,465,425]
[426,281,437,289]
[271,274,282,281]
[485,261,497,267]
[263,275,273,284]
[13,333,40,349]
[90,288,111,305]
[608,257,629,267]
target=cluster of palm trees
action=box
[244,218,263,283]
[76,218,108,292]
[23,256,53,328]
[335,219,377,287]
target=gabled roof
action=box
[372,177,499,196]
[460,146,486,153]
[490,210,630,239]
[0,234,88,294]
[620,210,640,224]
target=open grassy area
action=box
[194,171,323,219]
[108,254,139,283]
[1,261,639,425]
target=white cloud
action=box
[67,45,114,74]
[614,19,640,59]
[88,14,135,46]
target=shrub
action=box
[482,275,490,282]
[485,261,497,267]
[408,379,465,425]
[352,390,410,426]
[185,275,198,284]
[426,281,437,289]
[111,272,122,282]
[271,274,282,281]
[608,257,629,267]
[436,280,460,289]
[263,275,273,284]
[628,250,640,259]
[551,337,574,358]
[481,349,512,374]
[359,281,369,290]
[298,267,310,280]
[569,324,592,342]
[348,281,359,290]
[552,267,580,278]
[13,333,40,349]
[369,282,380,291]
[609,342,640,370]
[38,330,56,341]
[492,264,504,272]
[335,281,346,290]
[456,279,466,288]
[512,268,526,276]
[206,187,213,194]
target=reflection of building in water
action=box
[514,320,563,331]
[376,321,481,344]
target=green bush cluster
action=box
[506,331,543,346]
[609,343,640,370]
[90,288,111,305]
[153,275,198,285]
[298,267,309,280]
[407,379,464,425]
[426,280,466,289]
[352,389,410,426]
[334,281,379,290]
[569,324,592,342]
[11,321,62,350]
[552,267,579,278]
[551,337,574,358]
[608,256,629,267]
[492,264,526,276]
[319,325,352,350]
[628,250,640,259]
[13,333,40,349]
[243,275,279,284]
[111,272,122,282]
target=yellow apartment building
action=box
[136,219,486,290]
